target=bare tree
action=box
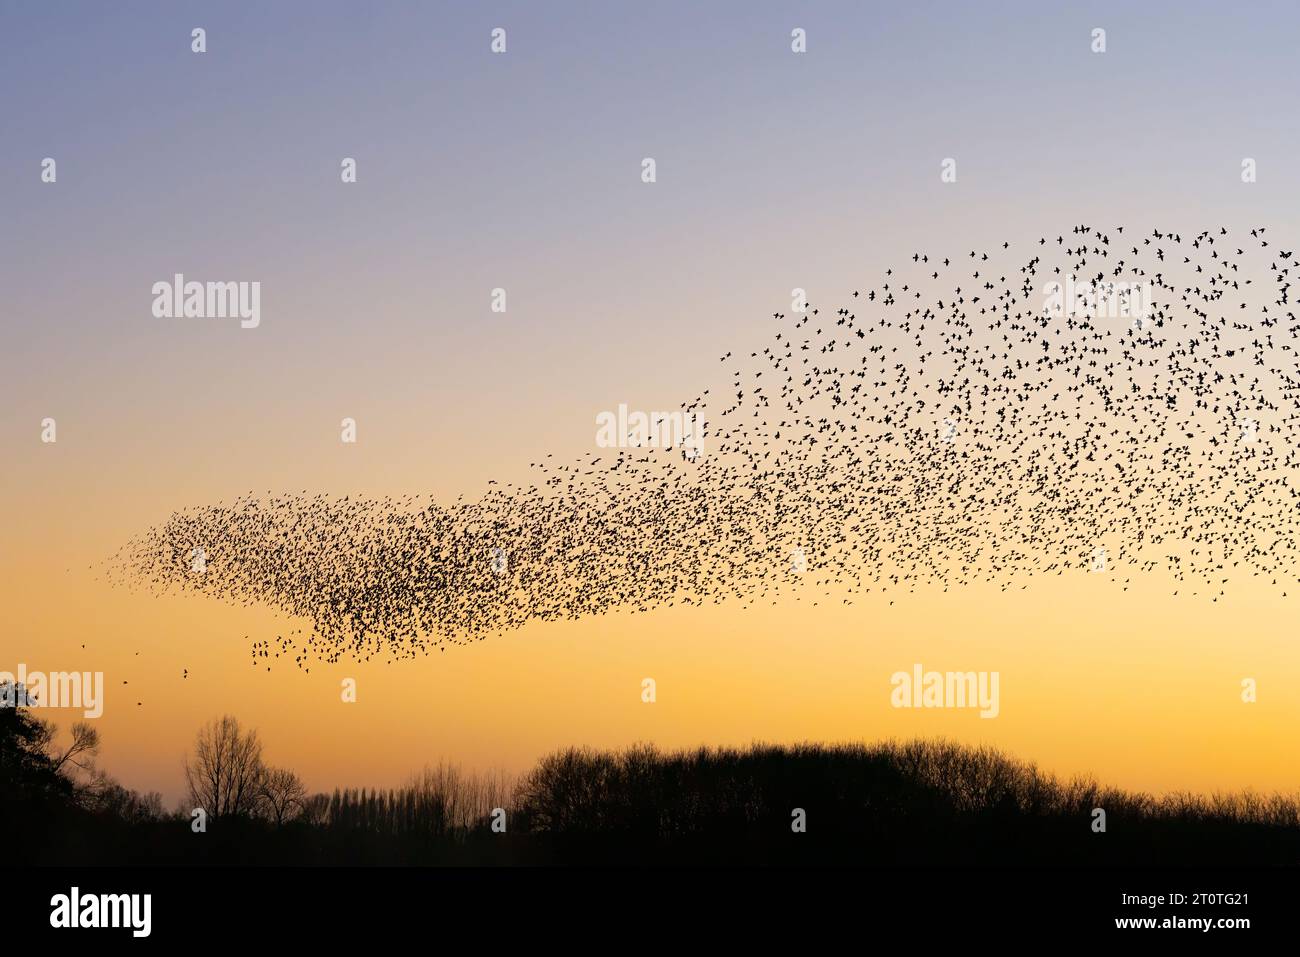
[80,769,165,823]
[259,766,307,827]
[52,721,100,776]
[183,715,265,818]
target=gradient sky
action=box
[3,1,1299,806]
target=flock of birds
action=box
[108,226,1300,667]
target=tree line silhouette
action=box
[5,686,1298,866]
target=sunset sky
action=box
[3,1,1299,806]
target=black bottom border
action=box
[3,865,1291,942]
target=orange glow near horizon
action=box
[4,478,1296,807]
